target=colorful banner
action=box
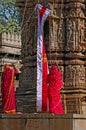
[37,4,51,112]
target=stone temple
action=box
[16,0,86,114]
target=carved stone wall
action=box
[63,0,86,114]
[0,32,21,74]
[16,0,86,114]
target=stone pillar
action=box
[16,0,86,114]
[63,0,86,113]
[16,0,38,113]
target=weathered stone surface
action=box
[16,0,86,114]
[0,114,86,130]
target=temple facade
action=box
[16,0,86,114]
[0,33,21,69]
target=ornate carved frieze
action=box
[65,65,85,88]
[65,8,86,52]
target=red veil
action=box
[1,64,18,114]
[47,65,64,114]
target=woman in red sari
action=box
[1,64,18,114]
[47,65,64,114]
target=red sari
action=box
[47,65,64,114]
[1,65,18,114]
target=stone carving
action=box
[57,19,63,43]
[66,7,86,52]
[79,24,86,43]
[16,0,86,114]
[67,19,76,43]
[65,65,85,87]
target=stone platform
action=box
[0,113,86,130]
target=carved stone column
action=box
[63,0,86,113]
[16,0,86,114]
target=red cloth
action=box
[47,65,64,114]
[42,38,48,112]
[1,66,18,114]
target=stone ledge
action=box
[0,113,86,119]
[0,114,86,130]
